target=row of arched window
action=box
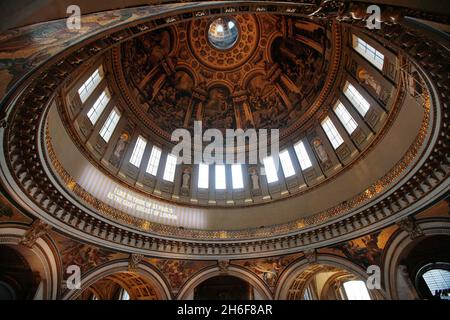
[76,34,385,190]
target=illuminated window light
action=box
[293,141,312,170]
[231,164,244,189]
[198,163,209,189]
[263,156,279,183]
[78,66,104,103]
[352,35,384,70]
[146,146,162,176]
[129,135,147,168]
[99,107,120,142]
[344,82,370,116]
[87,89,110,125]
[321,116,344,149]
[334,102,358,134]
[279,150,295,178]
[343,281,371,300]
[163,154,177,182]
[215,164,226,190]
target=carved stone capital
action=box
[19,219,51,248]
[128,253,144,271]
[218,259,230,273]
[396,216,424,240]
[304,249,317,264]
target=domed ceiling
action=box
[118,14,330,136]
[0,1,448,259]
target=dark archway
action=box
[194,275,253,300]
[402,235,450,299]
[0,246,41,300]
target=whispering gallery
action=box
[0,0,449,302]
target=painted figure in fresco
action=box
[246,73,290,129]
[148,70,193,132]
[336,232,382,268]
[182,168,191,190]
[61,241,113,273]
[312,138,329,163]
[249,167,260,190]
[271,35,325,125]
[156,260,188,290]
[357,67,382,96]
[110,132,129,167]
[201,87,235,130]
[244,258,291,287]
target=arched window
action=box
[343,280,371,300]
[118,288,130,300]
[421,267,450,298]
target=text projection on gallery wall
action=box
[77,165,207,229]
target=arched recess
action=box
[61,260,171,300]
[275,254,386,300]
[0,226,60,299]
[177,265,272,300]
[383,217,450,300]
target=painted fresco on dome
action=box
[0,2,193,102]
[233,252,303,288]
[318,225,397,268]
[147,258,215,291]
[121,27,173,94]
[247,74,289,129]
[271,34,327,110]
[201,86,236,130]
[0,196,32,222]
[56,236,124,276]
[118,15,330,135]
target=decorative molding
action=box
[304,249,317,264]
[128,253,145,271]
[396,216,424,240]
[19,219,52,248]
[218,260,230,273]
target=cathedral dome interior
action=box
[0,0,449,304]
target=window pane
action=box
[87,89,110,125]
[279,150,295,178]
[231,164,244,189]
[99,107,120,142]
[198,163,209,189]
[422,269,450,294]
[352,35,384,70]
[343,280,371,300]
[215,164,226,190]
[119,288,130,300]
[163,154,177,182]
[129,136,147,167]
[321,116,344,149]
[78,66,104,103]
[293,141,312,170]
[146,146,162,176]
[303,286,312,300]
[334,102,358,134]
[344,82,370,116]
[263,156,278,183]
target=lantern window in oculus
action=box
[208,17,239,50]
